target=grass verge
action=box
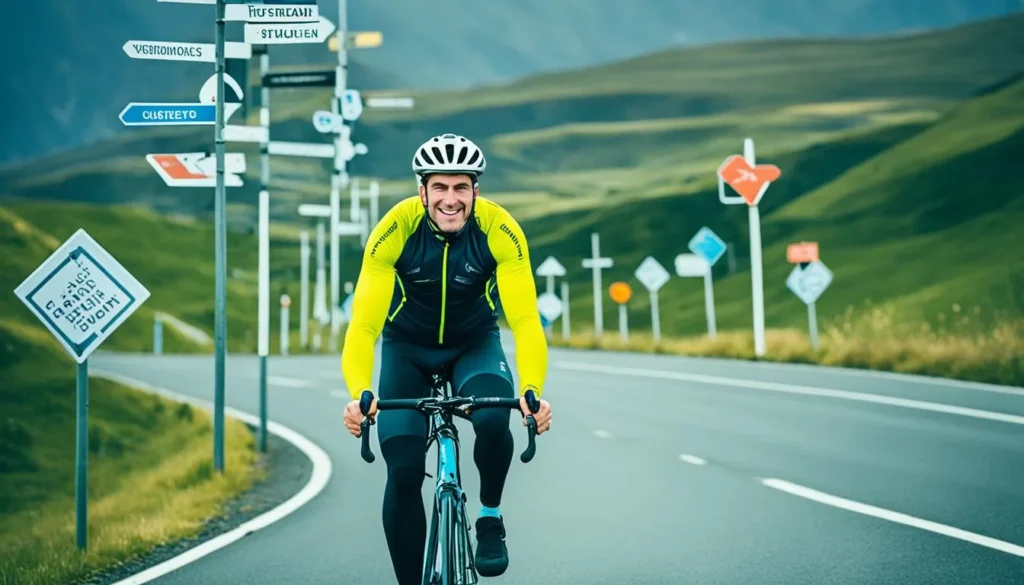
[549,306,1023,387]
[0,320,260,585]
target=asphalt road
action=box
[92,339,1024,585]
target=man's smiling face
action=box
[419,173,477,233]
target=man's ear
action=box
[418,184,428,206]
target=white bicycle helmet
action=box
[412,133,487,180]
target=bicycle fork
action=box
[422,424,478,585]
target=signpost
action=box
[146,153,244,187]
[536,292,564,336]
[687,227,727,339]
[560,281,570,339]
[717,138,782,356]
[225,2,319,21]
[243,16,337,45]
[786,259,833,350]
[121,0,237,473]
[268,141,335,158]
[675,253,717,338]
[633,256,671,343]
[262,69,336,88]
[608,282,632,341]
[536,256,566,296]
[299,230,310,348]
[280,294,291,355]
[787,241,819,265]
[118,102,240,126]
[122,40,252,62]
[14,229,151,551]
[582,233,613,337]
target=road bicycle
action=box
[357,374,540,585]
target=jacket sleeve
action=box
[486,207,549,397]
[340,204,409,400]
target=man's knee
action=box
[462,374,513,442]
[381,435,426,493]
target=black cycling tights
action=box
[380,374,515,585]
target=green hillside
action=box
[535,77,1024,339]
[0,201,340,355]
[2,13,1022,221]
[0,207,263,585]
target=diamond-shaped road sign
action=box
[634,256,671,292]
[786,260,833,305]
[536,256,566,278]
[537,292,563,323]
[688,227,727,267]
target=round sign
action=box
[280,294,291,308]
[608,281,632,304]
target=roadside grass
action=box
[550,305,1024,387]
[0,320,259,585]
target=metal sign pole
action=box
[212,0,227,474]
[75,359,89,550]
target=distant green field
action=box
[533,77,1024,339]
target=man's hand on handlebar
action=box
[344,395,376,438]
[519,394,552,435]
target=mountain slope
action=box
[2,12,1022,220]
[526,78,1024,337]
[1,0,1019,164]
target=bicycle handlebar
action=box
[357,390,541,464]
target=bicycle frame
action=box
[357,376,539,585]
[421,377,476,584]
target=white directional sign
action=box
[312,110,343,133]
[366,97,414,109]
[14,229,151,363]
[195,152,246,176]
[244,17,336,45]
[226,3,319,22]
[675,254,710,278]
[536,292,564,324]
[634,256,671,292]
[223,125,268,143]
[786,260,833,305]
[336,221,364,236]
[146,153,243,187]
[123,40,252,62]
[536,256,566,277]
[268,141,335,158]
[298,204,332,217]
[339,89,363,121]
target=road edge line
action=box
[90,369,333,585]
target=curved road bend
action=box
[93,342,1024,585]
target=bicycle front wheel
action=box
[422,489,476,585]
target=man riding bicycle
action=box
[341,133,553,584]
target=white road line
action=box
[329,390,350,399]
[733,360,1024,397]
[593,429,613,439]
[91,369,333,585]
[555,361,1024,426]
[679,454,707,465]
[761,478,1024,558]
[268,376,312,388]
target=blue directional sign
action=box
[119,103,218,126]
[688,226,727,267]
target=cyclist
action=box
[341,133,553,584]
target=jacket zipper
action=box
[438,241,449,344]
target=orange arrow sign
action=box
[717,155,781,206]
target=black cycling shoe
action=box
[474,516,509,577]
